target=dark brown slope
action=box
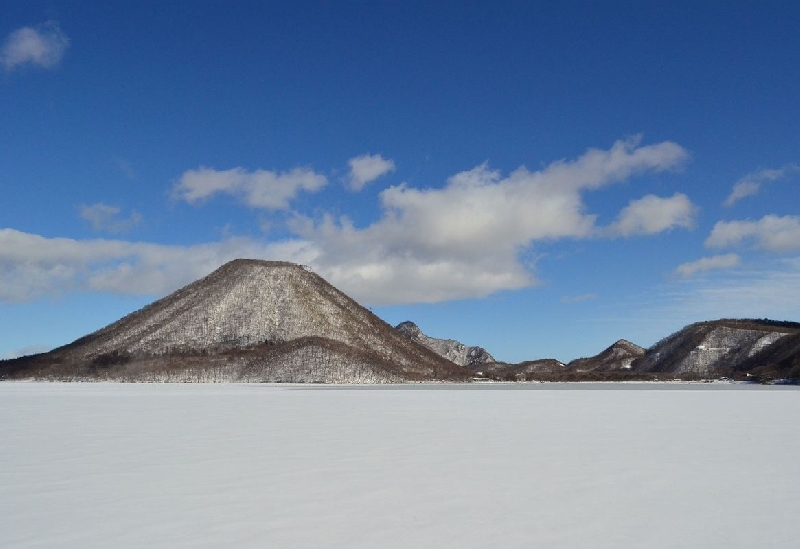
[733,332,800,381]
[1,260,469,382]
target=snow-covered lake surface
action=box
[2,382,798,548]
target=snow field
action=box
[1,383,798,549]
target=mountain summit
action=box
[1,260,468,382]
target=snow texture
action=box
[2,382,799,549]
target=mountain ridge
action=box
[2,260,799,383]
[394,320,495,367]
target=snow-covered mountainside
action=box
[633,319,800,377]
[395,321,495,367]
[735,332,800,380]
[568,339,645,372]
[0,260,468,382]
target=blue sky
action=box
[2,1,799,362]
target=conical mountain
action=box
[2,260,469,383]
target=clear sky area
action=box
[1,1,799,363]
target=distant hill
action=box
[474,358,565,381]
[567,340,645,372]
[632,319,800,380]
[472,320,799,383]
[395,321,495,367]
[0,260,469,383]
[471,339,645,381]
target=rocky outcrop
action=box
[0,260,469,383]
[395,321,495,367]
[567,339,645,372]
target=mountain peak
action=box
[395,321,422,337]
[394,321,495,367]
[2,259,468,382]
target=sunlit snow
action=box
[1,383,798,548]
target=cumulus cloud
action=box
[675,254,740,278]
[723,164,799,206]
[0,228,315,303]
[80,203,143,234]
[174,166,327,210]
[705,215,800,252]
[607,193,697,237]
[347,153,396,191]
[1,21,69,71]
[1,138,692,307]
[292,137,689,304]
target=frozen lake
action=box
[2,382,798,548]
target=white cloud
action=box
[723,164,799,206]
[293,137,689,304]
[607,193,697,237]
[705,215,800,252]
[675,254,740,278]
[1,138,692,307]
[347,153,396,191]
[0,229,316,304]
[1,21,69,71]
[80,203,143,234]
[723,180,760,207]
[174,166,327,210]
